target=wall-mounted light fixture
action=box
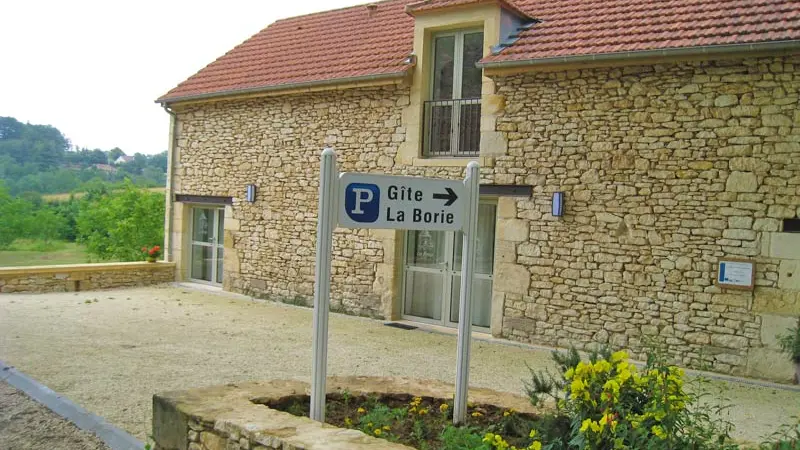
[245,184,257,203]
[552,192,564,217]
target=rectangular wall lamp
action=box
[245,184,257,203]
[552,192,564,217]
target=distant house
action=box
[114,155,134,165]
[156,0,800,379]
[93,164,117,173]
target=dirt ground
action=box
[0,285,798,445]
[0,381,110,450]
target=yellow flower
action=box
[593,360,612,373]
[528,442,542,450]
[503,408,515,417]
[472,411,483,417]
[651,425,666,439]
[439,403,449,412]
[529,430,538,439]
[611,350,628,363]
[383,425,391,431]
[564,368,575,380]
[373,429,382,436]
[580,418,601,433]
[344,417,352,427]
[357,407,365,414]
[418,408,428,415]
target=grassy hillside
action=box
[0,240,90,267]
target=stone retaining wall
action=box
[0,262,176,293]
[152,376,535,450]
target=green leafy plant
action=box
[777,320,800,363]
[516,346,737,450]
[760,417,800,449]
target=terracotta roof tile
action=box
[158,0,800,103]
[486,0,800,64]
[406,0,531,19]
[158,0,415,103]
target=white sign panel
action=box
[337,173,464,231]
[717,259,755,290]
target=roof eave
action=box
[156,69,412,105]
[479,40,800,70]
[406,0,532,20]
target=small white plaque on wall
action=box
[716,259,755,290]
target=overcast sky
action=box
[0,0,369,155]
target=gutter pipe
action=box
[156,69,411,106]
[161,105,177,263]
[478,40,800,70]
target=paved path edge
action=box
[0,360,144,450]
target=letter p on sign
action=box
[345,183,380,223]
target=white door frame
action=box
[188,206,224,286]
[401,201,495,332]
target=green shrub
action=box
[76,181,164,261]
[519,347,737,450]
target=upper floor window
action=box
[424,30,484,158]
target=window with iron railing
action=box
[423,30,483,158]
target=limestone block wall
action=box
[0,262,176,294]
[172,85,491,319]
[489,55,800,376]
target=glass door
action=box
[190,207,224,285]
[402,203,496,330]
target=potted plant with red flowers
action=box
[142,245,162,263]
[778,318,800,384]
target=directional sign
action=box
[337,173,464,231]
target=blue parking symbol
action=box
[345,183,380,223]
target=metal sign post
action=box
[453,161,480,425]
[310,148,337,422]
[310,149,480,425]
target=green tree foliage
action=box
[76,182,165,261]
[0,182,66,248]
[0,116,167,196]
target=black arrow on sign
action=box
[433,187,458,206]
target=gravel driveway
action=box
[0,285,798,445]
[0,381,110,450]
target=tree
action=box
[107,147,125,163]
[76,182,164,261]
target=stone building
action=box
[157,0,800,379]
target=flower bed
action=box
[265,393,545,449]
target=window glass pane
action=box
[432,35,455,100]
[192,209,212,243]
[453,203,496,273]
[427,103,452,156]
[460,32,483,99]
[406,230,447,268]
[191,244,213,281]
[216,247,224,284]
[217,209,225,245]
[450,275,492,327]
[404,271,443,320]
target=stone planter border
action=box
[152,376,538,450]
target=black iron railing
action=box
[423,98,481,157]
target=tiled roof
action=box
[158,0,800,103]
[484,0,800,65]
[406,0,531,19]
[158,0,415,103]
